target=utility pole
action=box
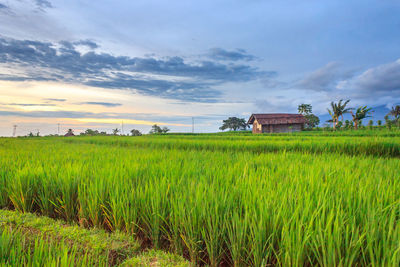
[121,120,124,135]
[12,125,17,137]
[192,117,194,133]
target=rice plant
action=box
[0,131,399,266]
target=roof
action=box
[64,132,75,137]
[248,113,306,125]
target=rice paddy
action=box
[1,130,399,266]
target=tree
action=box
[388,105,400,126]
[327,99,352,129]
[130,129,142,136]
[344,120,351,129]
[377,120,382,126]
[351,106,373,130]
[219,117,248,131]
[298,104,319,129]
[161,127,170,133]
[112,128,120,135]
[67,129,74,135]
[384,115,392,130]
[298,104,312,115]
[368,120,374,129]
[149,124,162,134]
[28,132,34,137]
[304,114,320,129]
[84,129,100,136]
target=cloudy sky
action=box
[0,0,399,135]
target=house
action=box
[64,130,75,137]
[248,113,306,133]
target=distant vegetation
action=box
[219,117,248,131]
[298,103,320,129]
[149,124,170,134]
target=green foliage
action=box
[130,129,142,136]
[112,128,120,135]
[0,209,188,266]
[161,126,170,133]
[0,133,400,266]
[388,105,400,126]
[80,129,107,136]
[385,115,393,130]
[297,103,312,115]
[304,114,320,129]
[327,99,352,129]
[219,117,248,131]
[344,120,351,129]
[0,227,106,267]
[351,106,373,130]
[298,104,319,129]
[149,124,170,134]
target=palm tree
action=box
[298,104,312,115]
[388,105,400,126]
[351,106,373,130]
[327,99,351,129]
[327,107,339,129]
[112,128,120,135]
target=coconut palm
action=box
[298,104,312,115]
[327,99,352,129]
[388,105,400,126]
[351,106,373,130]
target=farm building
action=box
[248,113,306,133]
[64,131,75,137]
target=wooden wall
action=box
[252,123,303,133]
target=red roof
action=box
[248,113,306,125]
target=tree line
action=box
[218,102,400,131]
[324,100,400,130]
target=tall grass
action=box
[60,133,400,158]
[1,134,400,266]
[0,227,108,266]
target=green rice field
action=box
[1,130,400,266]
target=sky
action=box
[0,0,399,136]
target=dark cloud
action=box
[297,62,353,91]
[352,59,400,94]
[0,37,267,102]
[81,102,122,107]
[43,98,66,102]
[74,40,98,49]
[35,0,53,9]
[0,74,57,82]
[208,48,255,61]
[85,72,222,102]
[0,3,8,9]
